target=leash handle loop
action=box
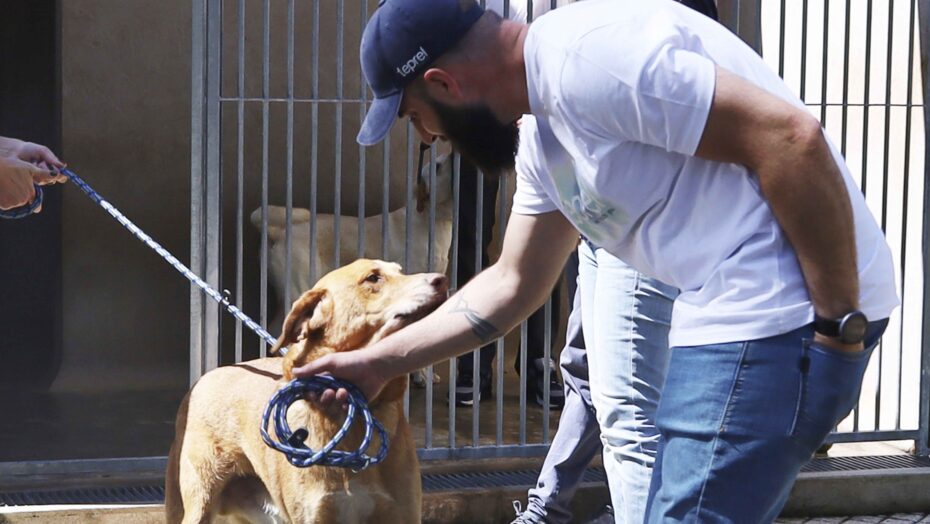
[0,184,43,219]
[261,376,389,470]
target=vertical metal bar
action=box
[259,0,270,357]
[800,0,809,101]
[284,0,296,311]
[449,153,461,450]
[852,0,875,432]
[333,0,344,271]
[861,0,874,197]
[404,128,414,271]
[819,0,830,125]
[875,0,897,430]
[519,319,528,445]
[382,135,390,258]
[495,175,508,446]
[880,0,896,235]
[542,298,551,444]
[204,0,223,371]
[235,0,245,363]
[916,0,930,457]
[426,147,438,446]
[190,0,207,385]
[309,0,320,286]
[895,0,917,431]
[839,0,851,157]
[472,172,484,447]
[404,124,414,419]
[852,0,873,433]
[358,0,368,259]
[495,333,503,446]
[778,0,786,78]
[425,144,438,449]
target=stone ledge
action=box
[2,466,928,523]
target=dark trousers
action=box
[455,160,561,380]
[678,0,718,19]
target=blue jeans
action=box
[646,319,888,522]
[579,241,679,523]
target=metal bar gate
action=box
[191,0,930,461]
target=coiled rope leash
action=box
[0,184,43,219]
[1,168,387,470]
[261,375,388,469]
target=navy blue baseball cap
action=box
[357,0,485,146]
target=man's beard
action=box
[429,99,519,177]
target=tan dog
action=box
[166,259,448,523]
[252,152,454,387]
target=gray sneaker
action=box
[510,501,543,524]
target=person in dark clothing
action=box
[453,159,563,408]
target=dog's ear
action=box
[271,288,331,356]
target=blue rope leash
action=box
[261,375,388,469]
[0,184,43,219]
[2,168,387,470]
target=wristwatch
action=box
[813,311,869,344]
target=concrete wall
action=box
[55,0,438,391]
[58,1,192,391]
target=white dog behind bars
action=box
[251,152,454,386]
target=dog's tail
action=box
[250,206,312,239]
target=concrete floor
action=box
[0,388,184,462]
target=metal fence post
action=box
[190,0,206,386]
[190,0,222,385]
[917,0,930,458]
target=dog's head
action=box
[273,259,448,377]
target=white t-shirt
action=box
[512,0,899,346]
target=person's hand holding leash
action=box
[0,137,67,213]
[294,348,389,408]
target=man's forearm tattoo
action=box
[448,294,501,343]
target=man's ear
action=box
[271,288,331,356]
[422,68,463,102]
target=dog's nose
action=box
[428,273,449,293]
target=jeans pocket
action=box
[792,339,876,446]
[716,340,804,438]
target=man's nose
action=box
[413,121,438,144]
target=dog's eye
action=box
[365,273,382,284]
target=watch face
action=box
[840,312,868,344]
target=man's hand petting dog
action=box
[295,349,390,410]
